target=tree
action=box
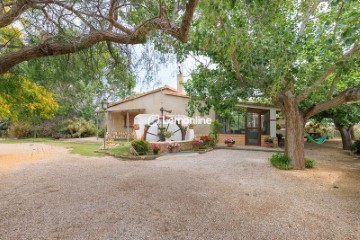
[22,43,136,120]
[314,104,360,150]
[0,73,58,121]
[0,0,199,74]
[180,0,360,169]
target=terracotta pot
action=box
[227,143,233,147]
[193,145,200,151]
[170,147,179,153]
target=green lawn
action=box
[105,143,132,157]
[0,138,106,157]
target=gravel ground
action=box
[0,141,360,239]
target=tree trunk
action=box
[336,123,352,150]
[349,125,356,141]
[280,94,305,170]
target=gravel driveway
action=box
[0,143,359,239]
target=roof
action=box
[238,101,280,110]
[107,85,188,108]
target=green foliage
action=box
[350,140,360,154]
[107,143,132,157]
[305,158,316,168]
[131,140,150,155]
[209,120,223,140]
[163,131,173,138]
[0,73,58,121]
[22,44,135,120]
[62,118,96,138]
[179,0,359,118]
[8,122,32,139]
[270,153,291,170]
[98,127,105,138]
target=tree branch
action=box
[0,0,30,28]
[0,0,199,74]
[303,87,360,119]
[296,42,360,102]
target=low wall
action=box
[218,134,278,147]
[149,140,193,153]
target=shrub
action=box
[270,153,291,170]
[350,140,360,154]
[200,135,210,144]
[209,120,223,140]
[98,127,105,138]
[191,140,203,146]
[62,118,96,138]
[131,140,150,155]
[8,122,32,139]
[208,134,217,147]
[305,158,315,168]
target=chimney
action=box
[177,67,186,95]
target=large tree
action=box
[0,0,198,74]
[181,0,360,169]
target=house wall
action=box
[106,91,214,136]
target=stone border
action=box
[214,145,284,153]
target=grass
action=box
[305,158,316,168]
[270,153,291,170]
[0,138,106,157]
[106,143,131,157]
[270,153,316,169]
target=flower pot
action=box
[170,147,179,153]
[166,138,171,142]
[133,125,139,130]
[227,143,233,147]
[193,145,200,151]
[153,149,160,155]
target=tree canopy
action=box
[0,0,199,74]
[180,0,360,169]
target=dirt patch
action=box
[0,140,359,239]
[0,143,67,171]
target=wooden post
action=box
[126,112,130,142]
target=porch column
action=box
[126,112,130,142]
[270,109,276,138]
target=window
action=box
[216,110,246,134]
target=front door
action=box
[245,111,261,145]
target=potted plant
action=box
[157,127,166,141]
[200,135,210,145]
[152,143,161,155]
[167,142,180,153]
[133,124,139,130]
[264,137,274,147]
[188,123,195,129]
[191,139,203,151]
[224,137,235,147]
[164,131,173,141]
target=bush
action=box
[208,134,217,147]
[8,122,32,139]
[131,140,150,155]
[270,153,291,170]
[62,118,96,138]
[305,158,315,168]
[350,140,360,154]
[98,127,105,138]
